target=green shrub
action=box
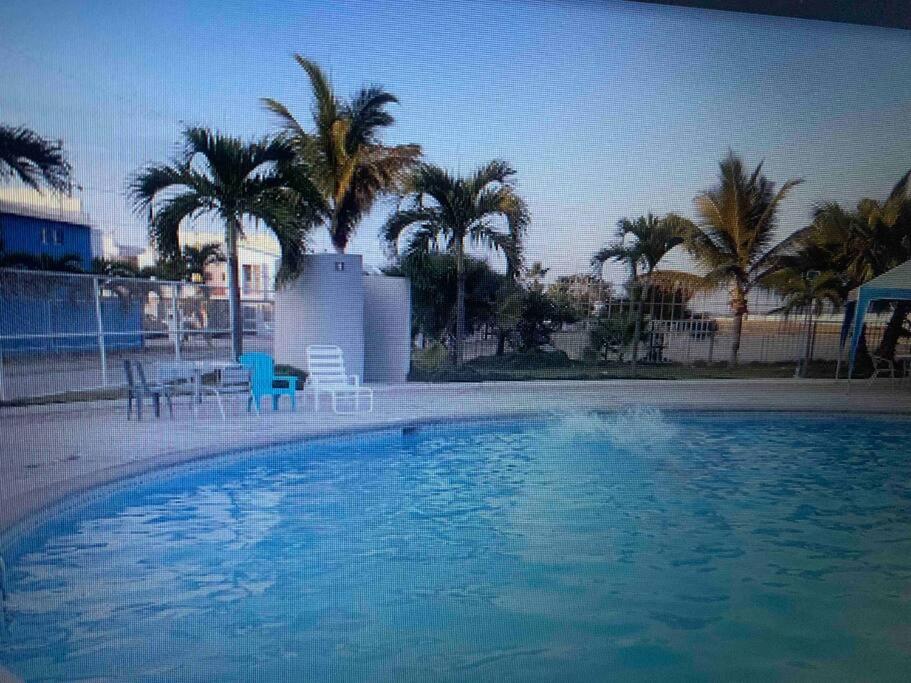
[412,342,448,371]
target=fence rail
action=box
[459,284,896,375]
[0,268,274,401]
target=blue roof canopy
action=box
[845,259,911,373]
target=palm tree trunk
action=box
[225,218,243,359]
[800,306,814,377]
[730,285,747,365]
[455,244,466,366]
[877,301,911,360]
[730,312,743,365]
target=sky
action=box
[2,0,910,283]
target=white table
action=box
[153,360,236,409]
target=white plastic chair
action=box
[198,364,260,420]
[869,354,897,385]
[305,345,374,414]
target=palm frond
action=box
[0,125,72,192]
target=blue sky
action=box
[2,0,910,282]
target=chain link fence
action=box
[0,268,274,401]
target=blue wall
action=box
[0,212,94,269]
[0,294,143,352]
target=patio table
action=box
[153,360,235,409]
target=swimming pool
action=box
[2,411,911,681]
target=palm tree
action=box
[383,160,529,365]
[263,56,421,253]
[797,169,911,360]
[91,257,140,278]
[129,126,323,358]
[764,268,844,376]
[0,124,72,192]
[592,213,691,282]
[592,212,693,364]
[685,152,802,364]
[181,242,224,283]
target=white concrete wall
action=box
[364,275,411,383]
[274,253,365,379]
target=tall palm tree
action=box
[383,160,529,365]
[685,152,802,364]
[592,212,693,364]
[263,56,421,253]
[0,124,72,192]
[129,126,323,358]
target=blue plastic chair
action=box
[238,352,297,411]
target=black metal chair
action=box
[124,359,173,420]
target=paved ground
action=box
[2,379,910,537]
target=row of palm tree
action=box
[126,56,527,362]
[592,151,911,366]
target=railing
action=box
[0,268,274,401]
[459,285,894,375]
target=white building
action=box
[138,229,281,296]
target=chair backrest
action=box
[239,352,278,394]
[154,361,193,384]
[219,364,251,389]
[133,361,152,390]
[123,359,135,388]
[306,345,348,386]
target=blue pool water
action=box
[2,411,911,681]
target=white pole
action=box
[93,277,108,386]
[172,284,182,361]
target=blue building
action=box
[0,189,94,269]
[0,189,143,352]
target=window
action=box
[242,264,253,294]
[53,229,63,245]
[41,227,48,244]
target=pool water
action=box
[2,411,911,681]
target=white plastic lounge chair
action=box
[197,364,260,420]
[305,345,374,414]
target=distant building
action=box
[0,188,142,270]
[139,229,281,296]
[0,188,94,269]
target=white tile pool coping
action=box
[2,379,910,540]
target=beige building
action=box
[139,229,281,296]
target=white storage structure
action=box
[274,254,410,384]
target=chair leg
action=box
[137,395,143,421]
[127,393,133,420]
[153,394,161,418]
[215,392,225,421]
[166,392,173,418]
[250,391,260,416]
[313,390,320,412]
[291,391,296,412]
[273,395,279,411]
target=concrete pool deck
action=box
[2,378,910,536]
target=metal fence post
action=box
[92,276,108,387]
[0,347,5,402]
[173,283,182,361]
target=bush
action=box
[412,342,448,371]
